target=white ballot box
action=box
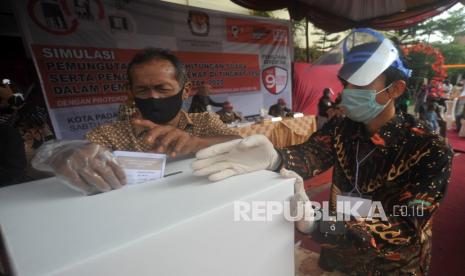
[0,159,294,276]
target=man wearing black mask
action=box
[32,48,240,195]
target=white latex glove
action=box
[191,134,280,181]
[281,169,317,234]
[32,140,126,195]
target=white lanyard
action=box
[350,140,376,196]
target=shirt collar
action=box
[177,110,194,130]
[369,112,429,147]
[369,113,405,147]
[351,113,414,148]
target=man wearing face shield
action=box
[192,29,453,274]
[32,48,241,195]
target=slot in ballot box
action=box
[0,159,294,276]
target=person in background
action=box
[0,124,27,187]
[317,88,334,129]
[456,104,465,133]
[434,102,446,137]
[268,98,291,117]
[188,84,225,113]
[425,102,439,133]
[428,81,447,115]
[414,84,428,116]
[12,89,55,159]
[32,48,240,195]
[442,79,453,98]
[0,79,25,126]
[0,79,55,181]
[454,81,465,130]
[216,101,242,124]
[451,80,463,99]
[192,29,453,275]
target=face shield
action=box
[312,28,411,87]
[337,28,411,86]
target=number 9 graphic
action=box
[262,66,288,95]
[265,73,275,89]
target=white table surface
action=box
[0,159,295,276]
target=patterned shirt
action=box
[86,110,238,152]
[279,113,453,275]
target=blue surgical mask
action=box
[340,85,392,123]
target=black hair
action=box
[383,66,408,87]
[127,48,187,87]
[323,88,331,96]
[384,42,409,86]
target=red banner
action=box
[226,18,289,46]
[176,52,261,94]
[32,44,135,108]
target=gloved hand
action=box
[281,169,317,234]
[191,134,280,181]
[32,140,126,195]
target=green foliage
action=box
[249,10,274,18]
[433,42,465,82]
[390,6,465,86]
[291,19,306,46]
[434,43,465,64]
[293,47,307,62]
[404,51,436,81]
[293,46,324,63]
[435,7,465,41]
[311,29,340,52]
[389,7,465,44]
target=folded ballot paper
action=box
[113,151,166,185]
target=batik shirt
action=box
[279,113,453,275]
[86,110,238,152]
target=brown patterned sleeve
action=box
[277,117,337,179]
[85,125,116,150]
[196,112,239,137]
[118,104,137,121]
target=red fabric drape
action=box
[292,62,343,115]
[231,0,458,33]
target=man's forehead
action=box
[130,59,178,83]
[133,59,175,73]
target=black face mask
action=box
[134,89,183,124]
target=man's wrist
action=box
[191,136,206,152]
[296,218,318,234]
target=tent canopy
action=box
[231,0,463,33]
